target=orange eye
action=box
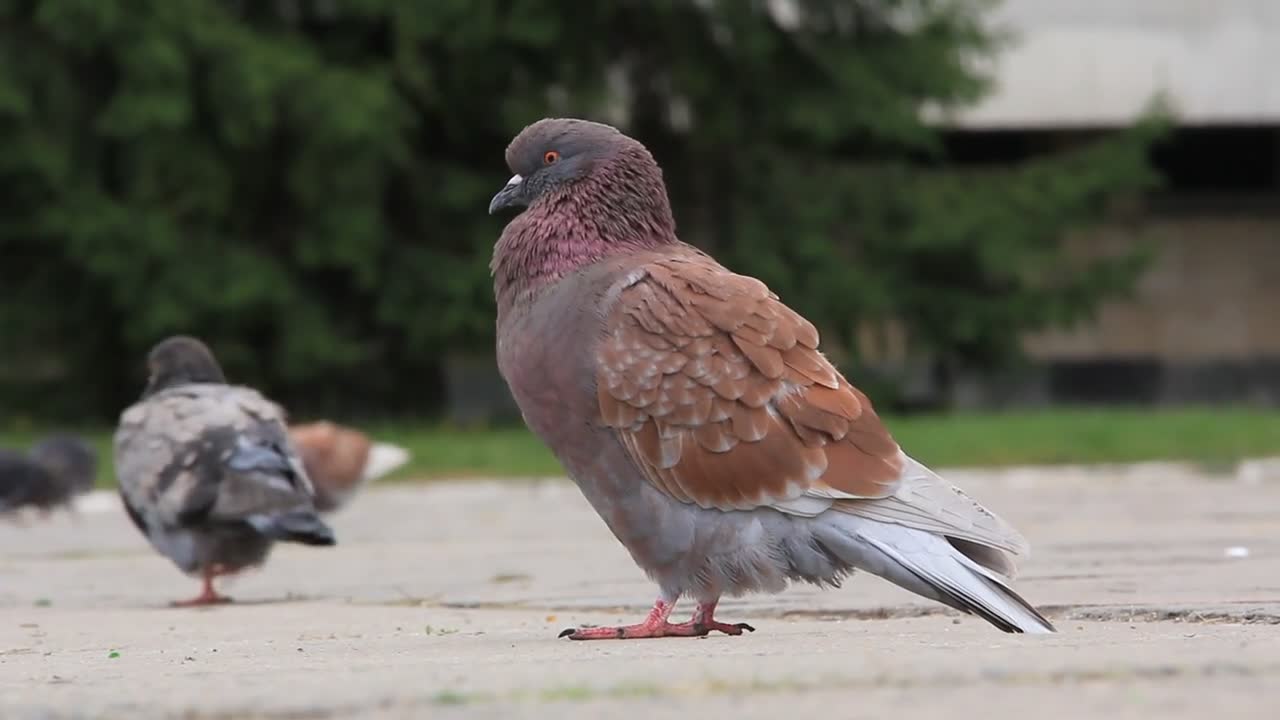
[543,150,560,165]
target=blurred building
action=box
[937,0,1280,407]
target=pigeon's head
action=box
[28,434,98,495]
[488,118,668,221]
[143,335,228,397]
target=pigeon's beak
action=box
[488,174,526,215]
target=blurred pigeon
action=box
[489,118,1054,639]
[0,433,98,519]
[114,336,335,606]
[287,421,410,512]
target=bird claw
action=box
[555,598,757,640]
[687,620,755,636]
[557,620,755,640]
[559,624,633,640]
[172,570,233,608]
[170,594,232,608]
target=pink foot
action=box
[171,592,232,608]
[682,599,754,636]
[171,567,233,607]
[667,618,755,636]
[558,598,755,640]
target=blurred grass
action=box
[2,408,1277,489]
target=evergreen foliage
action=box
[0,0,1164,421]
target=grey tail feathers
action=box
[818,519,1055,634]
[247,511,336,546]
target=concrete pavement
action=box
[2,466,1278,719]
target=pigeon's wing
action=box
[596,249,1029,558]
[114,384,317,530]
[597,250,903,512]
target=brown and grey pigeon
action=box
[114,336,335,606]
[287,421,410,513]
[0,433,98,519]
[489,118,1055,639]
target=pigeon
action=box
[114,336,336,606]
[0,433,98,519]
[287,421,411,512]
[489,118,1055,639]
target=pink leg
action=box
[558,597,755,640]
[172,565,233,607]
[668,599,755,636]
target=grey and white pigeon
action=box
[0,433,98,518]
[489,118,1055,639]
[114,336,335,606]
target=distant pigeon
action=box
[0,433,98,518]
[288,421,410,513]
[114,336,336,606]
[489,118,1054,639]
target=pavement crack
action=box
[418,600,1280,626]
[1048,604,1280,625]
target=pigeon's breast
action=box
[497,274,611,449]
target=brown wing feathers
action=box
[597,252,904,512]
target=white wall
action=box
[945,0,1280,128]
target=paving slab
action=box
[1,469,1278,719]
